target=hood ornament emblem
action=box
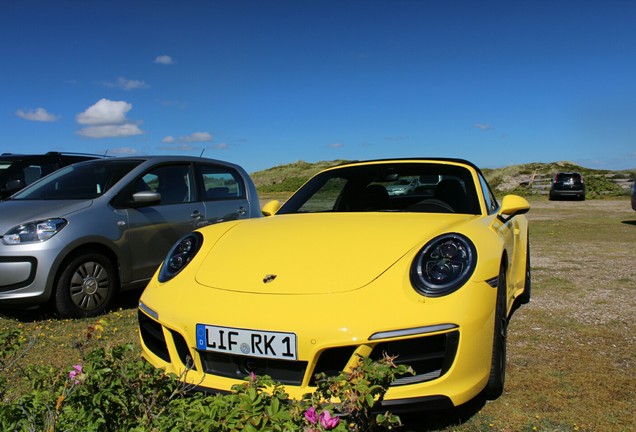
[263,274,277,284]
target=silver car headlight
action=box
[2,218,68,245]
[158,232,203,283]
[410,233,477,297]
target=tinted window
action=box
[555,173,582,183]
[137,164,194,205]
[199,164,246,200]
[12,160,142,200]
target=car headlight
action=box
[2,218,68,245]
[410,233,477,297]
[158,232,203,283]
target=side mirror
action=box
[131,190,161,206]
[261,200,282,216]
[498,194,530,219]
[5,179,24,193]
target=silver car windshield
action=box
[11,160,142,200]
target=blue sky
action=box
[2,0,635,173]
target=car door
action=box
[197,162,252,224]
[121,163,206,284]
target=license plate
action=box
[196,324,297,360]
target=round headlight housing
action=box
[410,233,477,297]
[158,232,203,283]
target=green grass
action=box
[2,197,636,431]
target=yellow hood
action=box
[195,212,474,295]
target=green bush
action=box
[583,175,625,198]
[258,176,308,193]
[0,327,413,431]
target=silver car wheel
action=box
[55,252,117,318]
[69,261,110,310]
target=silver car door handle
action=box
[237,206,247,216]
[191,210,202,219]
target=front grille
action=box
[171,329,196,370]
[198,351,308,385]
[139,311,197,370]
[369,330,459,386]
[138,310,170,362]
[309,346,357,385]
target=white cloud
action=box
[154,55,175,65]
[76,99,145,138]
[77,123,144,139]
[181,132,213,143]
[106,147,138,155]
[103,77,149,90]
[212,143,229,149]
[328,143,344,148]
[158,143,197,152]
[159,132,214,150]
[16,107,60,122]
[77,99,132,125]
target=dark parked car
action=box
[549,172,585,200]
[631,180,636,211]
[0,155,261,317]
[0,152,103,199]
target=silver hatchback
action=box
[0,156,260,317]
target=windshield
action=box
[0,160,14,170]
[278,163,481,215]
[11,159,142,200]
[556,173,582,183]
[0,159,18,180]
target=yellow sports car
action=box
[138,158,530,410]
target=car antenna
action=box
[199,149,205,157]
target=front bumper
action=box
[137,277,497,408]
[0,241,63,305]
[140,307,459,384]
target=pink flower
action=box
[304,406,317,424]
[68,364,83,384]
[249,372,256,382]
[319,410,339,430]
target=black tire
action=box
[517,240,531,304]
[54,252,117,318]
[484,263,508,399]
